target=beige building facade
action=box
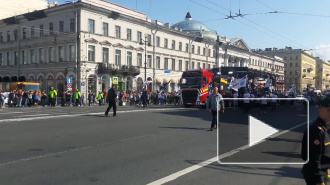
[316,58,330,90]
[0,0,283,96]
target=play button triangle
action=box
[249,116,279,147]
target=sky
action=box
[48,0,330,60]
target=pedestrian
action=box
[75,90,81,107]
[0,90,5,108]
[98,91,103,106]
[34,91,39,107]
[301,95,330,185]
[206,87,225,131]
[141,89,148,108]
[271,93,277,111]
[233,91,238,110]
[49,87,57,107]
[260,94,267,114]
[41,91,47,107]
[105,84,117,117]
[81,93,85,106]
[243,90,250,113]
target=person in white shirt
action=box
[243,91,250,113]
[260,94,268,114]
[233,91,238,110]
[271,93,278,111]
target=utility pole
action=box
[16,23,20,81]
[76,5,81,92]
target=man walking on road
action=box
[206,87,225,131]
[105,84,117,117]
[141,89,148,108]
[302,95,330,185]
[75,90,82,107]
[98,92,103,106]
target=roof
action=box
[171,12,216,34]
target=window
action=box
[137,53,142,67]
[186,44,189,52]
[126,51,132,66]
[69,45,75,62]
[59,21,64,32]
[137,31,142,43]
[289,63,292,67]
[30,49,35,64]
[147,34,151,45]
[284,56,287,60]
[48,47,54,63]
[172,59,175,70]
[179,60,182,71]
[88,19,95,34]
[208,64,211,69]
[103,23,108,36]
[156,56,160,69]
[70,19,75,32]
[213,65,215,69]
[0,53,2,66]
[289,71,292,75]
[192,62,195,69]
[7,31,10,41]
[49,22,53,35]
[58,46,64,62]
[290,56,292,60]
[197,62,200,69]
[198,46,201,55]
[127,29,132,41]
[203,63,206,69]
[203,48,205,56]
[208,49,211,57]
[172,40,175,50]
[115,26,121,39]
[88,46,95,62]
[295,70,298,75]
[101,47,109,64]
[213,50,216,57]
[31,27,35,38]
[185,61,189,70]
[0,32,2,42]
[39,48,44,63]
[148,55,152,68]
[14,51,18,65]
[6,52,10,65]
[295,55,298,60]
[156,36,160,47]
[179,42,182,51]
[303,69,306,72]
[192,45,195,54]
[284,63,287,67]
[164,38,168,48]
[164,58,169,70]
[295,63,298,67]
[13,30,17,41]
[40,24,44,36]
[115,49,121,66]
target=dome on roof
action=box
[172,12,217,40]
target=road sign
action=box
[164,71,170,74]
[67,78,72,84]
[67,83,72,88]
[67,88,72,91]
[113,77,118,84]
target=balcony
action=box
[98,63,140,76]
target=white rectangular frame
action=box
[216,97,309,165]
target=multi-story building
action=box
[0,0,49,20]
[316,58,330,91]
[0,0,283,96]
[256,47,318,93]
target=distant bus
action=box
[10,82,41,92]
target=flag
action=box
[231,75,248,90]
[143,81,150,87]
[264,76,271,88]
[289,84,297,97]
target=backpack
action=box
[301,128,325,161]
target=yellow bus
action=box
[10,82,41,92]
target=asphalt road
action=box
[0,102,317,185]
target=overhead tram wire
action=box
[255,0,277,12]
[190,1,307,49]
[188,0,227,17]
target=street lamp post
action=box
[140,33,150,90]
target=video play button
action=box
[249,116,278,147]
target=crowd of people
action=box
[0,87,182,109]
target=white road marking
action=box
[0,108,189,124]
[16,114,50,118]
[0,112,23,115]
[146,121,307,185]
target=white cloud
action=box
[313,45,330,60]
